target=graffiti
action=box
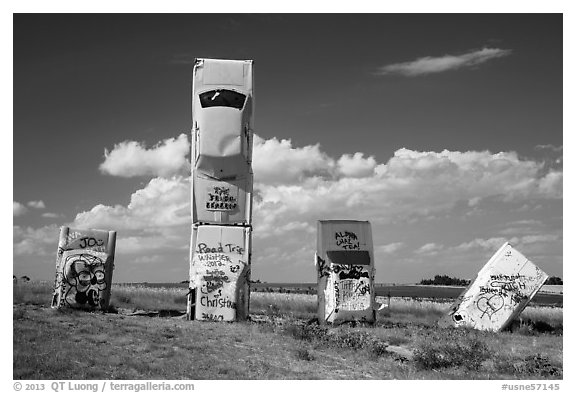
[336,265,369,280]
[334,278,371,312]
[192,249,246,321]
[317,260,369,280]
[200,296,236,309]
[196,253,231,267]
[335,231,360,250]
[201,269,230,293]
[52,227,115,310]
[62,253,107,307]
[78,237,105,249]
[66,231,107,252]
[316,255,331,278]
[476,293,505,320]
[477,273,532,317]
[206,186,238,211]
[356,282,371,295]
[197,242,245,255]
[201,313,225,322]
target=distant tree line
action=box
[419,275,471,286]
[419,275,563,286]
[544,276,563,285]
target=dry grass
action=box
[13,281,563,380]
[110,284,189,311]
[250,292,316,319]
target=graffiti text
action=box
[335,231,360,250]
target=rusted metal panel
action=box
[51,226,116,310]
[439,242,548,331]
[187,225,251,322]
[316,220,376,324]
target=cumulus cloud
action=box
[73,176,190,230]
[15,134,561,282]
[13,202,28,217]
[253,145,561,238]
[337,153,377,178]
[27,200,46,209]
[99,134,190,178]
[252,135,336,185]
[13,225,59,256]
[376,47,512,76]
[537,171,562,198]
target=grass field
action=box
[13,281,563,380]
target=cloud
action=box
[454,237,511,252]
[73,176,190,230]
[537,171,562,198]
[252,135,336,185]
[42,212,62,218]
[337,153,377,178]
[535,144,563,153]
[99,134,190,178]
[376,242,405,255]
[253,145,561,236]
[13,225,60,256]
[415,243,445,255]
[16,134,561,282]
[454,234,561,252]
[13,202,28,217]
[27,200,46,209]
[376,47,512,76]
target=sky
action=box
[12,13,563,284]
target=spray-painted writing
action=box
[335,231,360,250]
[78,237,105,249]
[334,278,371,312]
[206,186,238,211]
[476,274,534,319]
[201,313,225,322]
[196,253,231,267]
[197,242,245,255]
[200,296,236,309]
[201,269,230,293]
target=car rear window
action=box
[199,89,246,109]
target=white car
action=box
[191,58,254,224]
[192,58,254,179]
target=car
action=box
[191,58,254,225]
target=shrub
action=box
[513,354,562,377]
[413,336,490,370]
[419,275,471,286]
[285,323,328,342]
[544,276,563,285]
[295,347,315,361]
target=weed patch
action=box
[513,354,562,377]
[284,323,395,359]
[413,336,490,371]
[295,347,315,361]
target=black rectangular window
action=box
[327,250,371,265]
[199,89,246,109]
